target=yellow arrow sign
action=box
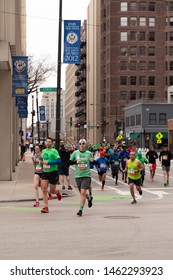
[156,132,163,139]
[157,139,162,144]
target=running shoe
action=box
[101,186,104,191]
[164,182,167,187]
[33,201,39,207]
[131,199,137,204]
[68,186,72,190]
[48,193,53,200]
[62,186,65,190]
[88,196,93,208]
[57,191,62,201]
[41,206,49,213]
[77,210,82,216]
[139,190,143,195]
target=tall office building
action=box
[100,0,173,143]
[0,0,26,180]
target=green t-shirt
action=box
[42,148,60,172]
[70,150,93,178]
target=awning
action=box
[130,133,140,140]
[152,132,168,139]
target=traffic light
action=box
[32,110,35,116]
[96,124,100,129]
[70,117,72,127]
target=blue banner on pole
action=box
[16,96,28,110]
[39,106,45,121]
[63,20,81,64]
[12,56,28,97]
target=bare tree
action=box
[28,56,56,94]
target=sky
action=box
[26,0,90,125]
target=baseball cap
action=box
[79,138,87,144]
[100,151,105,156]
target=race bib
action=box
[129,168,135,175]
[114,161,119,166]
[123,158,127,161]
[35,165,42,173]
[78,164,87,170]
[163,155,168,160]
[43,165,50,170]
[100,164,107,168]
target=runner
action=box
[123,151,144,204]
[136,151,148,186]
[95,151,109,190]
[159,144,172,186]
[58,142,72,190]
[40,137,62,213]
[31,144,42,207]
[119,144,130,183]
[146,146,158,181]
[70,138,94,217]
[109,149,121,185]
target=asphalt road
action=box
[1,163,173,260]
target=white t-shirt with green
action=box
[70,150,93,178]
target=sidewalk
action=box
[0,151,74,203]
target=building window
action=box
[130,31,137,41]
[170,61,173,70]
[149,91,155,99]
[149,17,155,26]
[130,115,136,126]
[139,91,145,98]
[121,17,128,26]
[159,113,166,125]
[139,61,146,71]
[148,76,155,85]
[148,47,155,56]
[130,2,137,11]
[120,46,128,56]
[120,32,128,41]
[130,76,137,85]
[120,91,127,100]
[120,76,127,85]
[149,113,156,125]
[139,17,146,26]
[170,32,173,41]
[130,17,137,26]
[136,114,141,125]
[170,17,173,26]
[170,46,173,55]
[120,61,128,70]
[169,76,173,85]
[149,31,155,41]
[139,31,146,41]
[130,91,136,100]
[130,61,137,70]
[169,2,173,11]
[149,2,155,11]
[121,2,128,11]
[130,46,137,56]
[139,76,146,85]
[139,1,146,11]
[139,46,146,55]
[126,116,130,127]
[148,61,155,71]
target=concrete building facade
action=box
[0,0,26,180]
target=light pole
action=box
[36,86,40,143]
[55,0,62,149]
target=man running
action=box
[95,151,109,190]
[40,137,62,213]
[146,146,158,181]
[70,139,94,217]
[159,144,172,186]
[119,144,130,183]
[123,151,144,204]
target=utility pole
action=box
[36,86,40,143]
[31,95,34,143]
[55,0,62,150]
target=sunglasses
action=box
[79,143,86,145]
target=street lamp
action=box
[55,0,62,149]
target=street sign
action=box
[117,134,123,140]
[157,139,162,144]
[156,132,163,139]
[40,87,57,92]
